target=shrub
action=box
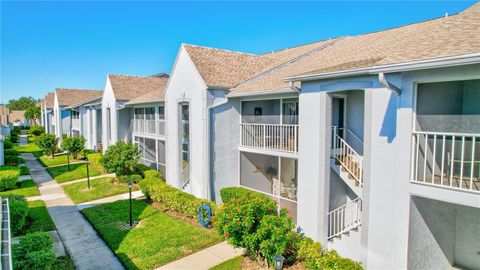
[214,191,277,249]
[12,232,56,270]
[6,194,29,235]
[100,141,140,176]
[0,169,19,191]
[4,139,13,149]
[144,169,161,179]
[10,133,19,143]
[86,153,106,174]
[220,187,268,204]
[81,149,96,159]
[36,134,59,159]
[4,149,19,156]
[30,126,45,137]
[5,155,21,166]
[61,136,86,159]
[116,174,142,184]
[139,176,216,220]
[134,163,153,178]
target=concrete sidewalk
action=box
[59,173,116,186]
[77,190,144,210]
[156,241,244,270]
[22,150,124,270]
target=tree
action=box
[36,134,58,159]
[30,126,45,137]
[100,141,140,176]
[7,97,38,111]
[24,106,41,126]
[61,136,86,159]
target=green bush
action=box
[5,155,21,166]
[61,136,86,159]
[116,174,142,184]
[4,149,19,156]
[100,141,140,176]
[81,149,96,159]
[6,194,29,235]
[144,169,161,179]
[10,134,19,143]
[12,231,56,270]
[215,190,277,249]
[4,139,14,149]
[86,153,106,174]
[297,237,362,270]
[140,176,216,220]
[0,169,19,191]
[30,126,45,137]
[134,163,153,178]
[220,186,268,203]
[36,134,59,159]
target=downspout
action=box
[206,96,229,202]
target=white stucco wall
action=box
[101,77,118,152]
[165,46,210,199]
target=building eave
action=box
[227,87,298,98]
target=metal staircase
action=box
[327,198,362,240]
[1,198,13,270]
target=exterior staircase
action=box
[327,127,364,241]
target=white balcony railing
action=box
[332,127,363,186]
[411,131,480,193]
[240,123,298,153]
[131,119,165,137]
[72,118,80,130]
[327,198,362,239]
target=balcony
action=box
[131,119,165,137]
[411,131,480,193]
[240,123,298,153]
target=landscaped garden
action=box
[82,199,221,270]
[47,163,100,183]
[0,179,40,197]
[63,176,138,204]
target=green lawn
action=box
[39,154,82,167]
[0,180,40,197]
[47,163,100,183]
[63,177,137,204]
[20,166,30,175]
[13,142,43,157]
[52,256,75,270]
[210,256,243,270]
[82,199,222,270]
[24,200,56,234]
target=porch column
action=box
[362,88,402,269]
[92,108,97,150]
[297,90,332,243]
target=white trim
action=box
[286,53,480,82]
[239,146,298,159]
[227,88,297,98]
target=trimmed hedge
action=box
[4,149,19,156]
[6,195,29,235]
[4,139,14,149]
[144,169,162,179]
[87,153,106,174]
[134,163,153,178]
[140,176,216,220]
[220,186,268,203]
[0,169,20,191]
[12,231,56,270]
[116,174,142,184]
[5,155,21,166]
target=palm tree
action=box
[24,106,41,126]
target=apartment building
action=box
[53,88,102,145]
[42,92,55,134]
[66,95,103,150]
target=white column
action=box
[297,90,332,243]
[92,108,97,150]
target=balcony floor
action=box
[415,174,479,192]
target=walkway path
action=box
[20,136,124,270]
[156,241,244,270]
[77,190,143,210]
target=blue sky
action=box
[0,1,475,103]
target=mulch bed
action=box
[241,256,306,270]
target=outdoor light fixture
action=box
[273,254,285,270]
[85,159,90,189]
[128,181,133,227]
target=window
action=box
[179,103,190,185]
[134,108,144,119]
[158,106,165,120]
[282,99,299,125]
[157,140,166,175]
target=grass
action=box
[210,256,244,270]
[24,200,56,234]
[82,199,222,270]
[13,142,43,157]
[20,166,30,175]
[47,163,101,183]
[52,256,75,270]
[39,154,82,167]
[0,180,40,197]
[63,177,138,204]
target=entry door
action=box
[332,97,345,138]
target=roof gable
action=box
[55,89,103,107]
[108,74,169,101]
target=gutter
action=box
[285,53,480,82]
[206,96,230,201]
[227,87,298,98]
[124,99,165,106]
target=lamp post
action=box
[66,150,70,172]
[128,181,133,227]
[273,254,285,270]
[85,159,90,190]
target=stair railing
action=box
[331,127,363,186]
[327,197,362,240]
